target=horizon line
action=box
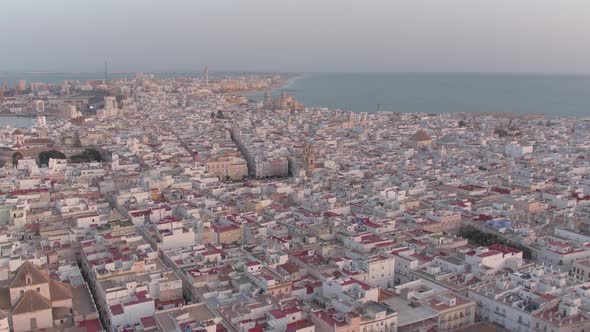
[1,69,590,76]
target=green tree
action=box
[83,148,103,162]
[73,132,82,147]
[38,150,66,166]
[459,226,532,259]
[11,152,23,166]
[70,148,103,163]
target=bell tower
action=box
[303,142,318,171]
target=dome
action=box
[411,130,431,142]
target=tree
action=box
[459,226,532,259]
[83,148,103,162]
[11,152,23,166]
[216,109,224,118]
[73,132,82,147]
[70,148,103,163]
[458,120,467,127]
[38,150,66,166]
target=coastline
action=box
[244,72,590,117]
[237,74,303,98]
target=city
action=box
[0,70,589,332]
[2,0,590,331]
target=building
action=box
[16,80,26,92]
[570,258,590,283]
[0,261,73,331]
[409,130,432,149]
[32,100,44,112]
[385,279,475,332]
[276,91,304,112]
[468,266,590,332]
[212,224,242,244]
[154,303,224,331]
[303,141,319,172]
[104,96,118,110]
[205,156,248,181]
[263,88,273,110]
[505,141,533,158]
[59,104,81,119]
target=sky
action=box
[1,0,589,73]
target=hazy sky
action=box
[1,0,589,73]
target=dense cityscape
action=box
[0,70,589,332]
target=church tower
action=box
[440,145,447,158]
[263,88,273,110]
[303,142,318,171]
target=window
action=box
[36,287,40,292]
[25,273,32,285]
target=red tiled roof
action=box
[78,318,103,332]
[141,316,157,328]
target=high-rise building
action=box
[263,88,272,110]
[104,96,117,110]
[0,84,4,102]
[36,115,47,127]
[59,104,80,119]
[204,65,209,85]
[17,79,26,91]
[32,100,45,112]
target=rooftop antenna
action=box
[104,61,108,82]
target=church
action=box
[0,261,73,331]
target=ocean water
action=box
[0,116,36,128]
[250,73,590,117]
[3,72,589,117]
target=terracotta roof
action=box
[9,261,50,289]
[49,279,73,301]
[12,290,52,314]
[24,138,53,144]
[53,306,71,319]
[411,130,432,142]
[0,288,10,311]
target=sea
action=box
[0,115,37,128]
[2,72,589,126]
[249,73,590,118]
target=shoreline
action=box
[237,74,303,97]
